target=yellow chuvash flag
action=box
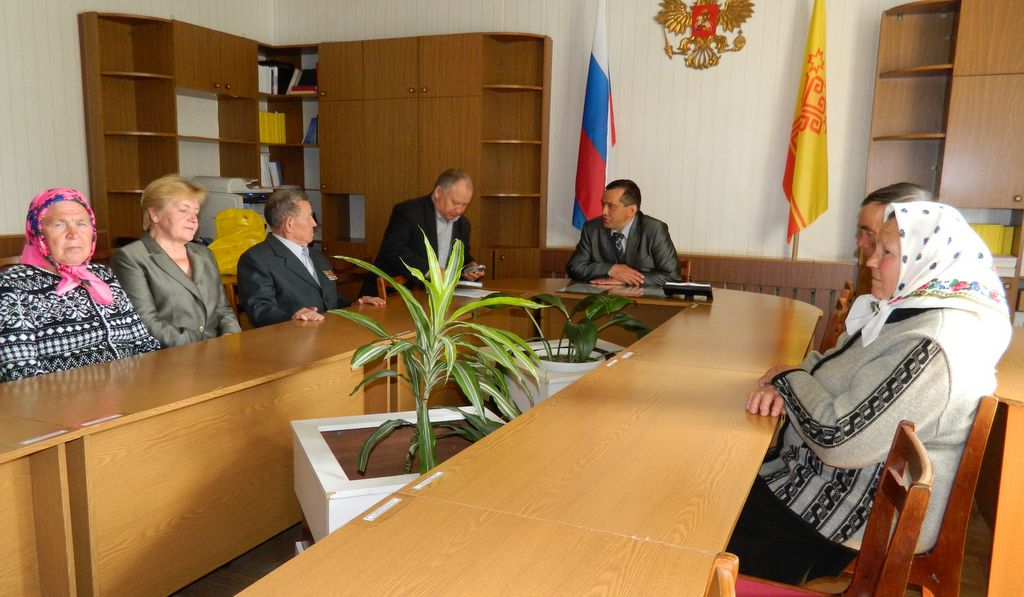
[782,0,828,244]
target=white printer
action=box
[191,177,272,241]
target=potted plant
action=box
[329,235,543,475]
[507,293,650,411]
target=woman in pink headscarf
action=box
[0,189,159,382]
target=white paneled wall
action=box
[2,0,905,261]
[0,0,273,235]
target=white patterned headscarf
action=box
[845,202,1009,346]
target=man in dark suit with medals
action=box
[238,189,383,327]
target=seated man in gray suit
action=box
[566,179,681,286]
[238,190,383,327]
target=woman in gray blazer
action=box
[111,175,240,348]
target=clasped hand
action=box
[746,364,796,417]
[592,264,645,286]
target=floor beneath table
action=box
[172,505,993,596]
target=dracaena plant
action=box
[526,293,650,364]
[331,234,542,475]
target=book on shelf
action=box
[259,111,287,144]
[258,60,297,95]
[288,67,317,95]
[302,116,318,144]
[268,160,283,187]
[258,64,273,94]
[259,152,273,188]
[993,255,1017,278]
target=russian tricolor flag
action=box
[573,0,616,230]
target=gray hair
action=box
[862,182,935,207]
[264,189,309,231]
[434,169,473,192]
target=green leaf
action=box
[350,342,393,369]
[329,308,391,339]
[565,319,598,362]
[451,361,487,419]
[415,398,437,474]
[349,368,400,396]
[449,296,543,322]
[357,418,413,474]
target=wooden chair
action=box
[735,421,934,596]
[706,553,739,597]
[906,396,996,596]
[376,274,407,300]
[818,285,853,353]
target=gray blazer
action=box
[110,234,241,348]
[566,211,682,286]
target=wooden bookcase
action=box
[80,13,178,247]
[80,16,552,278]
[866,0,1023,315]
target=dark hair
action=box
[434,169,474,192]
[861,182,935,207]
[264,189,309,231]
[605,179,641,208]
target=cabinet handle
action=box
[320,185,327,190]
[214,82,221,88]
[225,83,232,90]
[408,87,415,93]
[421,87,428,93]
[1014,195,1022,203]
[320,91,326,97]
[499,254,507,261]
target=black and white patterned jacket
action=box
[761,307,1009,552]
[0,264,160,382]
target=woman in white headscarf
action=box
[728,201,1011,583]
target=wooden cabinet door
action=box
[418,96,481,191]
[940,74,1024,208]
[955,0,1024,76]
[220,34,257,98]
[363,38,418,100]
[319,42,363,101]
[319,100,366,193]
[174,22,217,93]
[490,248,541,279]
[418,34,482,97]
[363,99,420,252]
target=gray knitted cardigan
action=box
[760,307,1009,552]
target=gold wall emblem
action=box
[656,0,754,70]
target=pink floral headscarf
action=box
[20,188,113,305]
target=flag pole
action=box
[791,231,800,260]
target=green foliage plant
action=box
[526,293,650,364]
[331,235,543,475]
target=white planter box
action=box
[293,407,496,542]
[508,340,623,412]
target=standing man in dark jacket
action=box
[361,169,486,296]
[566,179,681,286]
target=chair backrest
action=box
[818,286,853,353]
[705,552,739,597]
[907,396,997,597]
[376,274,408,300]
[0,255,20,270]
[846,421,933,597]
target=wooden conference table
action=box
[241,282,821,596]
[0,280,819,596]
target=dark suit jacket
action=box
[566,212,681,286]
[237,234,349,327]
[110,233,241,348]
[360,194,474,296]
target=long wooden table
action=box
[240,284,822,595]
[0,281,824,596]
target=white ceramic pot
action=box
[507,340,623,412]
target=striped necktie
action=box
[612,232,625,263]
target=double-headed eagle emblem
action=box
[656,0,754,70]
